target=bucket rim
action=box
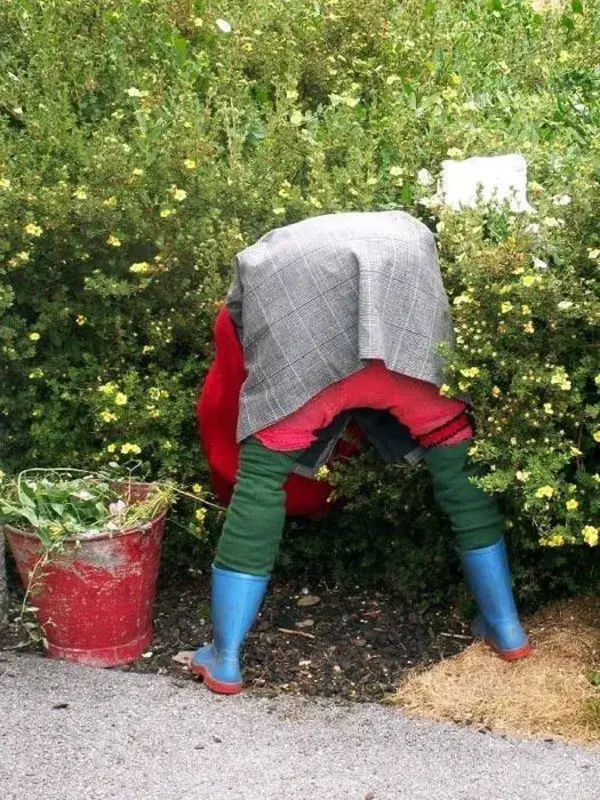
[2,480,168,543]
[3,510,166,543]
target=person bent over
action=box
[192,211,532,695]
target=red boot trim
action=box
[486,638,533,662]
[190,662,243,695]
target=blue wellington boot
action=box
[190,566,269,694]
[461,538,533,662]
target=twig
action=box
[277,627,315,640]
[440,631,472,640]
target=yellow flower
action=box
[99,382,117,395]
[593,431,600,443]
[160,208,175,218]
[523,321,535,334]
[121,443,141,455]
[130,262,151,274]
[389,165,404,177]
[460,367,480,378]
[132,168,144,177]
[316,465,330,481]
[500,302,513,314]
[516,470,531,483]
[543,534,565,548]
[192,484,203,495]
[0,178,10,190]
[458,380,470,392]
[114,392,128,406]
[582,526,599,547]
[543,403,553,415]
[550,370,571,391]
[521,305,531,315]
[107,234,121,247]
[99,410,118,423]
[453,293,473,307]
[170,186,187,202]
[183,159,197,170]
[75,315,87,326]
[73,187,88,200]
[103,196,118,208]
[195,508,207,524]
[16,251,30,262]
[491,386,501,398]
[126,87,148,98]
[521,275,537,288]
[29,332,40,341]
[25,223,42,237]
[566,499,579,511]
[107,443,117,453]
[535,486,554,500]
[439,384,452,397]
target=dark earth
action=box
[1,568,472,703]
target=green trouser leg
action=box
[423,440,504,552]
[423,439,531,659]
[214,438,300,576]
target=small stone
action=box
[295,619,315,629]
[172,650,195,666]
[297,595,321,607]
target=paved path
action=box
[1,652,599,799]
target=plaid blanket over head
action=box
[227,211,454,442]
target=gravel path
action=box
[1,652,599,800]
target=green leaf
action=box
[587,670,600,686]
[561,13,575,31]
[423,0,437,18]
[571,0,584,13]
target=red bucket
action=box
[6,482,166,668]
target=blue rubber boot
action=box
[190,566,269,694]
[461,538,532,662]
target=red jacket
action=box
[196,308,357,517]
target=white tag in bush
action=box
[437,154,535,213]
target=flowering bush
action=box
[0,1,598,593]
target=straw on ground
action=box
[393,597,600,746]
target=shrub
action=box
[0,0,598,600]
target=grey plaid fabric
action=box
[227,211,454,442]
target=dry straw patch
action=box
[393,597,600,746]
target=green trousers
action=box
[214,438,504,576]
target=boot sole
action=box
[485,638,533,662]
[189,662,243,695]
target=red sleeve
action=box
[196,307,358,516]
